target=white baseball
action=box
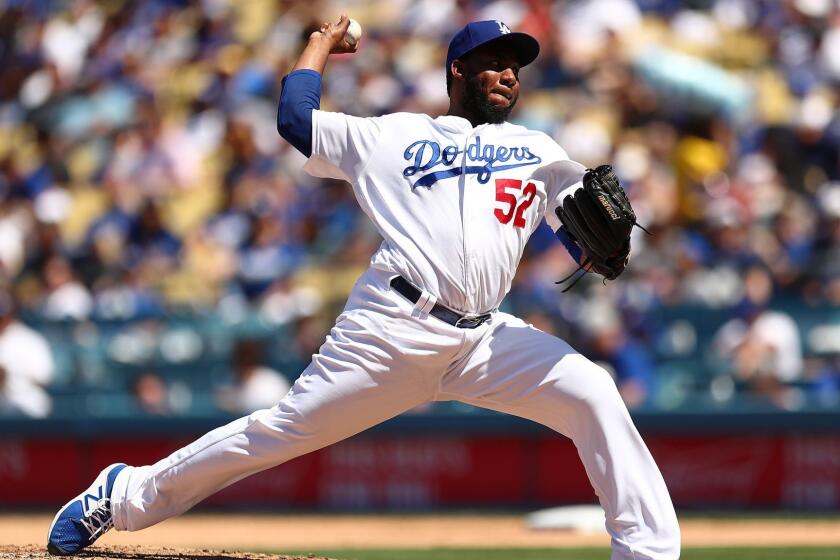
[344,18,362,46]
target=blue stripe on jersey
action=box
[277,69,322,157]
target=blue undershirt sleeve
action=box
[277,69,322,157]
[555,226,583,263]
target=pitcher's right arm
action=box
[277,15,356,157]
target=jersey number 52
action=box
[494,178,536,228]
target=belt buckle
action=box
[455,314,489,329]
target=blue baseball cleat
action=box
[47,463,127,555]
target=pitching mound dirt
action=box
[0,546,334,560]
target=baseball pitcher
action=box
[48,17,680,560]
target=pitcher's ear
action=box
[451,59,465,81]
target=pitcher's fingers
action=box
[336,14,351,33]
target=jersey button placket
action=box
[462,128,482,311]
[457,132,470,312]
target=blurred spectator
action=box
[0,199,30,280]
[125,201,181,273]
[131,371,172,416]
[803,354,840,408]
[237,212,302,300]
[216,339,290,413]
[40,255,93,320]
[712,266,803,409]
[815,182,840,304]
[580,300,655,409]
[0,292,55,417]
[130,369,194,416]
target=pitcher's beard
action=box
[463,74,516,124]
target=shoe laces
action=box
[78,499,113,539]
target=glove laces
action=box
[555,257,590,293]
[634,222,651,235]
[555,223,652,293]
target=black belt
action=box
[390,276,492,329]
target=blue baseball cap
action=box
[445,20,540,75]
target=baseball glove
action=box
[555,165,645,290]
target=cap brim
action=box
[483,32,540,67]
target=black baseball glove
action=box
[555,165,645,289]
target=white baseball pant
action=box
[110,267,680,559]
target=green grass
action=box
[280,548,840,560]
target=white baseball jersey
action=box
[304,111,586,314]
[108,109,680,560]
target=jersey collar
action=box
[435,114,505,132]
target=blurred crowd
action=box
[1,0,840,418]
